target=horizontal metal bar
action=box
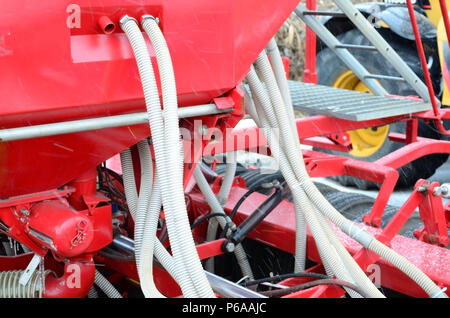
[0,104,231,142]
[334,44,377,51]
[364,74,407,82]
[302,10,346,17]
[111,235,266,298]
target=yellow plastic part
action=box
[333,71,389,157]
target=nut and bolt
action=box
[224,242,235,253]
[20,208,30,216]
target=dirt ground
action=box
[275,0,371,80]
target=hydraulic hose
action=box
[121,16,210,297]
[141,15,214,298]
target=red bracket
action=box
[414,181,449,247]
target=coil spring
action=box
[0,269,51,298]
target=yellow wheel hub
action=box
[333,70,389,157]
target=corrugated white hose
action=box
[217,152,238,206]
[140,16,214,298]
[246,83,306,272]
[94,270,123,298]
[120,144,183,296]
[265,38,293,113]
[205,219,219,273]
[205,151,236,272]
[193,166,255,280]
[121,17,200,297]
[138,173,166,298]
[254,49,447,298]
[120,149,138,218]
[133,140,153,277]
[250,57,390,297]
[247,68,308,275]
[250,84,365,298]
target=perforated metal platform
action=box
[289,81,432,121]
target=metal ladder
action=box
[294,0,435,105]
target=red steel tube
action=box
[303,0,318,84]
[406,0,440,116]
[405,0,450,135]
[439,0,450,49]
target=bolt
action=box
[343,136,348,141]
[224,242,235,253]
[433,187,442,196]
[19,217,26,224]
[417,184,429,193]
[20,208,30,216]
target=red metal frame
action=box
[188,180,450,298]
[1,0,450,299]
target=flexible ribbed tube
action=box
[121,17,199,297]
[265,38,293,116]
[244,85,306,273]
[251,48,447,298]
[217,152,237,207]
[246,67,308,276]
[141,16,214,298]
[133,140,153,277]
[251,93,364,297]
[0,270,49,298]
[120,149,138,218]
[138,174,166,297]
[94,270,122,298]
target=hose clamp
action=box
[119,15,138,28]
[141,14,160,24]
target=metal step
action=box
[288,81,431,121]
[294,2,436,104]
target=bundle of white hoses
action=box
[246,37,448,298]
[120,15,214,298]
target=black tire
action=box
[312,28,448,189]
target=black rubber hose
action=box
[260,278,371,298]
[241,272,330,287]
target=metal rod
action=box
[302,10,346,17]
[364,74,407,82]
[111,235,266,298]
[0,104,231,142]
[333,0,436,103]
[295,4,388,96]
[334,44,377,51]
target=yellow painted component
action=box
[333,71,389,157]
[437,13,450,106]
[425,0,450,27]
[379,20,389,28]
